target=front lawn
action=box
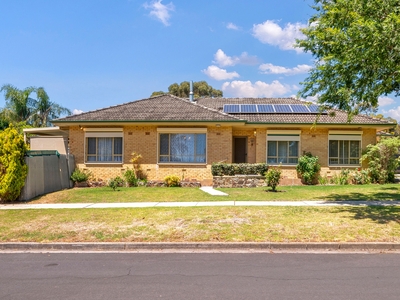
[29,184,400,204]
[1,206,399,242]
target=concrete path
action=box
[200,186,228,196]
[1,200,400,210]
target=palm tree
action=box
[0,84,71,127]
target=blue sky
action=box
[1,0,399,120]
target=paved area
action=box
[1,200,400,210]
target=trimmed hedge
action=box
[211,163,268,176]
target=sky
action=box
[1,0,399,120]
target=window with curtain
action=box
[329,140,361,165]
[266,132,300,165]
[86,137,123,163]
[159,133,206,163]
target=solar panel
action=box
[290,104,310,113]
[223,104,240,113]
[257,104,274,113]
[240,104,257,113]
[274,104,292,113]
[308,105,321,113]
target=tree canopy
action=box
[296,0,400,116]
[150,81,223,98]
[0,84,71,129]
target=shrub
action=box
[164,175,181,187]
[0,125,28,202]
[352,169,371,185]
[70,169,92,183]
[123,168,138,187]
[211,163,268,176]
[318,175,329,185]
[361,137,400,184]
[331,169,351,185]
[108,176,124,191]
[296,153,321,185]
[265,167,282,192]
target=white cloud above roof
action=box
[221,80,291,97]
[72,109,84,115]
[202,65,240,80]
[259,63,312,75]
[252,20,305,53]
[385,106,400,121]
[378,96,395,107]
[143,0,174,26]
[213,49,259,67]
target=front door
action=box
[233,137,247,163]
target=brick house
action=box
[52,94,393,185]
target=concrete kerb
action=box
[0,242,399,252]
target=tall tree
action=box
[0,84,71,127]
[151,81,223,98]
[296,0,400,117]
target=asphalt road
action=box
[0,252,399,299]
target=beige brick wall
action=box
[69,125,378,182]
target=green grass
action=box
[30,184,400,203]
[1,206,399,242]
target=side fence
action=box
[20,154,75,201]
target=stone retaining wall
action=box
[213,175,266,188]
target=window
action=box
[158,128,207,164]
[84,129,123,163]
[266,131,300,165]
[329,131,362,166]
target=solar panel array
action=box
[223,104,325,114]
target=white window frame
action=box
[328,130,362,166]
[266,130,301,166]
[84,128,123,164]
[157,128,207,165]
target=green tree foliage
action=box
[151,81,223,98]
[0,125,28,202]
[0,84,71,128]
[361,137,400,183]
[296,0,400,116]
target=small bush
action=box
[108,176,124,191]
[331,169,351,185]
[265,167,282,192]
[70,169,92,183]
[123,168,138,187]
[296,152,321,185]
[352,169,371,185]
[211,163,268,176]
[164,175,181,187]
[318,175,329,185]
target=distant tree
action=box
[1,84,71,127]
[296,0,400,117]
[151,81,223,99]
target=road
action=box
[0,252,399,299]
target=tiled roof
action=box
[196,97,393,125]
[54,94,240,123]
[54,94,393,126]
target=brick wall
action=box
[69,125,378,183]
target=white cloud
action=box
[72,109,84,115]
[378,96,395,107]
[221,80,291,98]
[143,0,174,26]
[226,22,239,30]
[259,63,312,75]
[213,49,258,67]
[252,20,305,53]
[202,65,240,81]
[386,106,400,122]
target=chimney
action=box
[189,80,194,102]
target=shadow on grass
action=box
[320,186,400,201]
[332,206,400,224]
